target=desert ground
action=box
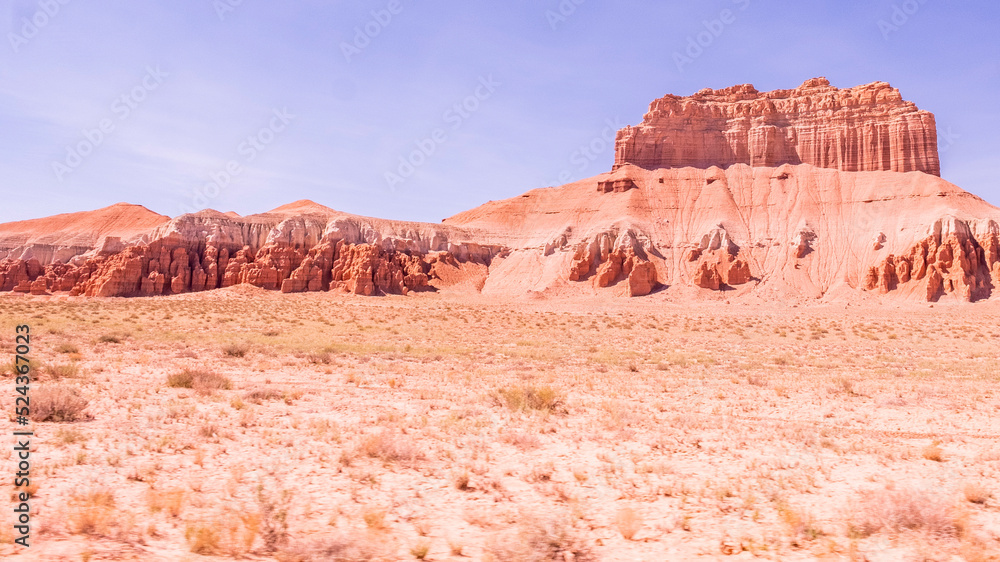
[1,288,999,561]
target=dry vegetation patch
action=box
[2,294,999,560]
[30,384,90,422]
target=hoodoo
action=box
[1,79,998,302]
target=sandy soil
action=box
[1,287,999,561]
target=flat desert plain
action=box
[1,288,999,561]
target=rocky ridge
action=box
[0,202,502,297]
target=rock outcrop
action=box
[614,78,940,176]
[0,201,502,298]
[862,218,999,302]
[446,160,1000,302]
[3,79,999,303]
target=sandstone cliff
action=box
[614,78,940,176]
[0,201,503,298]
[445,163,1000,302]
[2,79,998,303]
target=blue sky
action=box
[1,0,997,223]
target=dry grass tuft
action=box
[167,369,231,393]
[185,523,220,555]
[363,507,388,531]
[410,541,431,559]
[306,351,332,364]
[244,387,286,403]
[358,431,421,464]
[494,385,564,413]
[963,482,991,505]
[56,342,80,354]
[69,488,116,535]
[47,363,80,379]
[31,384,90,422]
[615,507,642,540]
[147,489,185,517]
[777,502,824,545]
[223,343,250,357]
[922,441,945,462]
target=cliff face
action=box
[0,202,503,297]
[3,79,998,303]
[614,78,941,176]
[446,163,1000,303]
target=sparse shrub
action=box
[615,507,642,540]
[831,376,855,395]
[963,482,991,504]
[923,441,945,462]
[848,487,959,538]
[746,374,768,387]
[69,488,116,535]
[501,430,541,450]
[200,423,219,438]
[186,523,221,554]
[167,369,231,393]
[494,385,564,413]
[774,353,795,365]
[56,343,80,354]
[167,371,195,388]
[147,489,185,517]
[31,385,90,422]
[363,508,387,530]
[187,507,261,556]
[777,502,824,544]
[258,485,291,552]
[97,334,122,344]
[484,513,591,561]
[410,541,431,559]
[358,431,420,464]
[48,363,80,379]
[307,351,332,364]
[223,343,249,358]
[56,427,85,445]
[244,387,286,403]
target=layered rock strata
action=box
[3,79,999,303]
[614,78,940,176]
[0,202,502,298]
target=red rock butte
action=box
[614,78,941,176]
[1,79,998,303]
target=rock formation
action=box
[446,160,1000,302]
[0,201,502,298]
[614,78,940,176]
[2,79,998,303]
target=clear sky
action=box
[1,0,997,223]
